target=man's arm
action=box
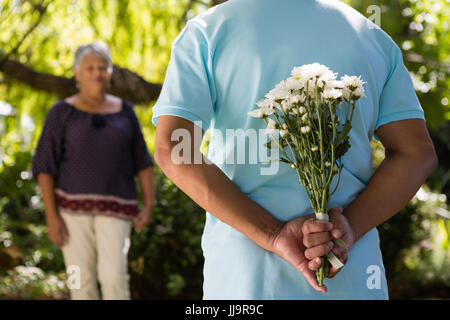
[154,115,339,292]
[344,119,438,243]
[154,115,283,252]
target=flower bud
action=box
[300,126,311,134]
[301,113,308,122]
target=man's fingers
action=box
[303,231,332,248]
[297,261,327,293]
[328,206,343,215]
[331,228,343,239]
[302,218,333,235]
[327,266,342,278]
[304,241,334,260]
[308,257,322,271]
[331,244,346,258]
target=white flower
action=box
[341,75,366,102]
[311,146,319,152]
[248,109,264,118]
[280,129,289,137]
[301,113,308,122]
[266,118,278,135]
[285,77,304,92]
[281,99,292,112]
[289,94,305,104]
[325,161,331,167]
[265,80,291,100]
[291,63,335,82]
[289,108,299,115]
[249,99,275,118]
[352,86,365,99]
[257,99,278,114]
[317,71,338,88]
[342,87,352,101]
[341,75,365,90]
[325,79,344,89]
[300,126,311,134]
[256,99,270,108]
[342,86,365,102]
[298,106,307,114]
[322,88,342,100]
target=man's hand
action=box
[306,207,356,278]
[47,215,68,248]
[271,207,343,293]
[133,206,152,231]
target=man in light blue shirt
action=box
[152,0,437,299]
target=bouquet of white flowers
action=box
[249,63,365,286]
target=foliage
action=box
[378,185,450,299]
[0,149,206,299]
[345,0,450,128]
[0,0,448,299]
[129,167,205,299]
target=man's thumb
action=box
[329,206,344,217]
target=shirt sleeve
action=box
[31,103,65,180]
[151,19,217,131]
[127,102,154,175]
[373,44,425,141]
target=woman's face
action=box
[74,53,110,92]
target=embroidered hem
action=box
[55,188,138,219]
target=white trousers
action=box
[59,209,132,300]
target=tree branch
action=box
[0,57,162,105]
[211,0,227,6]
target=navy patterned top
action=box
[32,98,154,220]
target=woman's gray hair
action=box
[73,41,113,75]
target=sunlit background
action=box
[0,0,448,299]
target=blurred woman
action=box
[32,41,154,300]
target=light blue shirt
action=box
[152,0,425,299]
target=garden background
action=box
[0,0,449,299]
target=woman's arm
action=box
[133,166,155,231]
[137,166,155,210]
[36,173,68,247]
[37,173,60,221]
[344,119,438,243]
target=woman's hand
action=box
[46,215,68,248]
[133,206,152,231]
